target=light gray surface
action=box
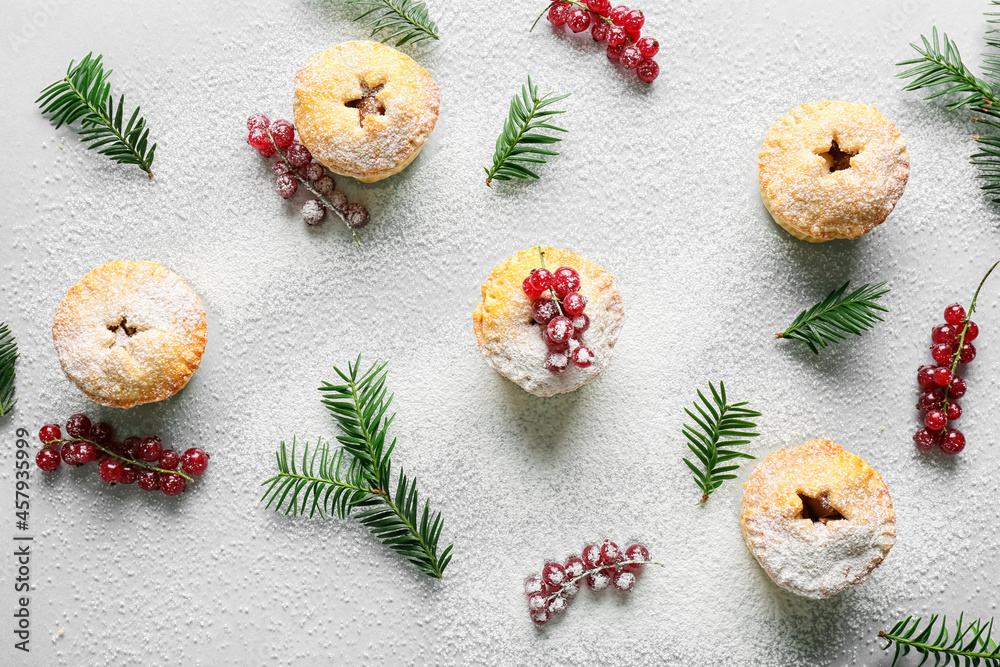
[2,0,999,665]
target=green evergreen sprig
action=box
[260,357,453,579]
[682,382,761,504]
[898,6,1000,204]
[37,53,157,178]
[0,323,17,419]
[777,282,890,354]
[879,613,1000,666]
[345,0,440,46]
[485,77,569,186]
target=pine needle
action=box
[485,76,569,186]
[0,323,17,419]
[37,52,156,178]
[682,382,761,504]
[777,282,890,355]
[879,613,1000,666]
[260,356,452,579]
[345,0,440,46]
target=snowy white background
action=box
[1,0,999,665]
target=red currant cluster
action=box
[525,540,653,626]
[246,113,369,232]
[913,302,979,455]
[523,260,595,374]
[35,414,210,496]
[542,0,660,82]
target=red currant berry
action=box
[139,437,163,463]
[946,402,962,420]
[599,540,622,566]
[965,321,979,342]
[314,175,336,197]
[523,276,544,300]
[302,162,324,182]
[159,449,180,471]
[564,556,586,579]
[541,562,567,589]
[917,365,937,390]
[547,2,570,26]
[545,331,568,353]
[941,429,966,455]
[591,20,610,41]
[552,267,581,297]
[532,298,560,325]
[544,351,569,374]
[636,36,659,57]
[60,442,80,466]
[345,203,370,230]
[36,448,61,472]
[949,376,967,399]
[582,544,602,569]
[119,464,139,485]
[122,436,142,460]
[527,592,548,613]
[65,413,92,439]
[607,26,627,46]
[925,410,946,431]
[525,575,545,596]
[623,8,644,31]
[607,42,626,61]
[76,442,98,464]
[917,389,944,412]
[959,342,976,363]
[944,303,966,326]
[547,316,575,344]
[586,0,611,14]
[931,343,954,365]
[932,324,957,345]
[285,143,312,169]
[587,569,612,590]
[181,448,210,475]
[39,424,61,445]
[624,543,650,568]
[247,113,270,131]
[620,45,643,69]
[276,173,298,199]
[530,608,550,626]
[932,366,953,387]
[90,422,113,445]
[273,161,291,177]
[530,268,555,293]
[610,5,629,26]
[612,569,637,592]
[248,128,271,151]
[160,473,187,496]
[547,595,569,615]
[301,200,327,226]
[567,8,591,32]
[270,119,295,148]
[571,313,590,336]
[637,58,660,82]
[257,142,276,158]
[99,457,124,484]
[913,428,940,451]
[572,345,595,368]
[624,26,642,42]
[137,470,160,492]
[562,292,587,317]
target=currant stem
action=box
[536,247,568,317]
[266,130,361,247]
[544,559,664,603]
[48,437,193,481]
[941,260,999,427]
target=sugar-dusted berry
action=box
[270,119,295,148]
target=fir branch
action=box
[260,356,453,579]
[776,282,890,355]
[879,613,1000,666]
[0,323,17,419]
[37,53,157,178]
[485,77,569,186]
[345,0,440,46]
[682,382,761,504]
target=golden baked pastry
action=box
[293,41,440,183]
[758,100,910,242]
[740,440,895,599]
[473,247,624,397]
[52,261,208,409]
